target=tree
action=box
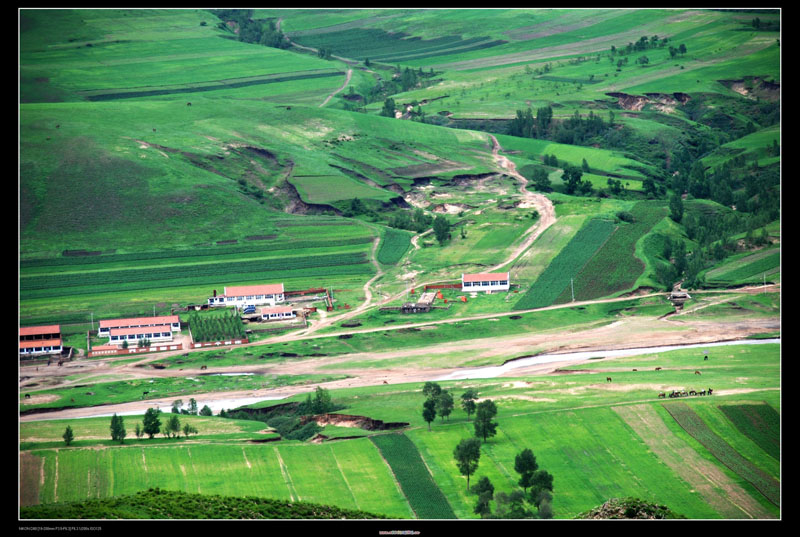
[199,405,213,416]
[171,399,183,414]
[182,423,198,438]
[529,469,554,503]
[62,425,74,446]
[110,413,126,444]
[669,193,684,223]
[531,166,551,192]
[514,448,539,493]
[422,382,442,399]
[142,407,162,439]
[474,399,498,442]
[380,98,396,118]
[474,491,493,518]
[461,388,478,419]
[422,398,437,431]
[435,390,454,422]
[433,215,451,246]
[473,476,494,499]
[310,386,333,414]
[166,415,181,439]
[135,423,142,439]
[453,437,482,491]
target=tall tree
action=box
[62,425,74,446]
[461,388,478,419]
[669,193,684,223]
[142,407,162,439]
[453,438,482,491]
[514,448,539,493]
[166,415,181,439]
[110,413,126,444]
[422,398,437,431]
[422,382,442,399]
[433,215,451,245]
[474,399,498,442]
[435,390,454,422]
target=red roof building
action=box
[98,316,181,336]
[461,272,510,292]
[208,283,286,307]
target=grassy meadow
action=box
[20,342,780,518]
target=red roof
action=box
[99,316,180,329]
[260,306,294,314]
[109,325,172,337]
[20,339,62,349]
[20,325,61,336]
[223,283,284,296]
[462,272,510,283]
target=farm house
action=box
[98,315,181,338]
[108,325,174,346]
[260,305,296,321]
[461,272,510,293]
[208,283,285,308]
[19,325,63,356]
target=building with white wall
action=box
[208,283,285,308]
[98,315,181,338]
[19,325,63,356]
[461,272,510,293]
[260,306,296,321]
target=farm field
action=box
[19,7,779,523]
[21,343,780,519]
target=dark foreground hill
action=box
[20,488,389,520]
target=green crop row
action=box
[663,402,780,507]
[21,236,374,269]
[377,228,413,265]
[513,218,617,310]
[719,404,780,460]
[556,202,666,302]
[706,251,780,284]
[370,433,457,519]
[21,253,369,292]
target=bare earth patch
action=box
[21,394,61,405]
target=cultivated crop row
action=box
[377,228,413,265]
[556,202,666,303]
[663,402,780,507]
[21,236,373,268]
[370,433,457,519]
[513,218,617,310]
[719,404,780,460]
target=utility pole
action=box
[571,278,575,302]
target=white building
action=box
[208,283,285,308]
[260,306,296,321]
[461,272,510,293]
[19,325,63,356]
[108,325,174,346]
[98,315,181,338]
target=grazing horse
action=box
[708,388,713,395]
[689,390,696,396]
[606,377,612,383]
[382,380,388,384]
[24,393,31,399]
[698,390,706,396]
[200,365,207,370]
[704,355,708,361]
[632,369,637,372]
[694,370,701,375]
[658,392,666,399]
[655,367,662,371]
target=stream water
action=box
[66,338,780,419]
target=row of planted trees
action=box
[190,310,246,343]
[61,407,205,447]
[420,382,556,518]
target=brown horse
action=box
[606,377,612,383]
[694,370,701,375]
[655,367,662,371]
[200,365,207,370]
[658,393,666,399]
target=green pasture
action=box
[702,246,780,287]
[22,342,779,518]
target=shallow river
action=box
[68,338,780,419]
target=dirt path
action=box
[486,134,556,272]
[320,68,352,108]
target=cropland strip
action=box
[612,404,775,519]
[370,433,457,519]
[719,403,780,460]
[663,402,779,507]
[78,70,343,101]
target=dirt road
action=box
[486,134,556,272]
